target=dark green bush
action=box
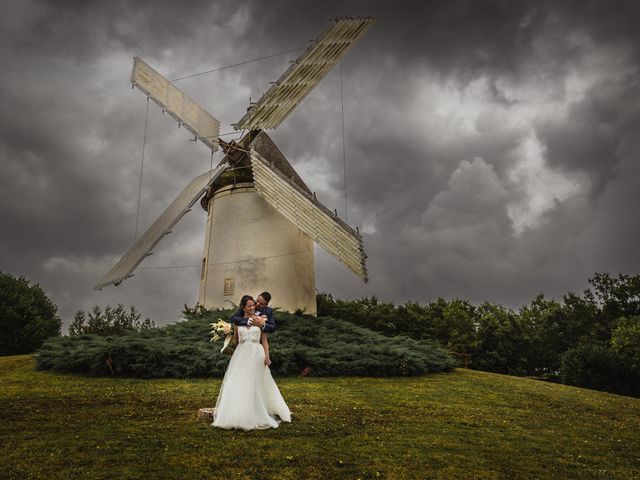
[68,304,156,336]
[0,271,61,356]
[560,343,640,396]
[35,310,454,378]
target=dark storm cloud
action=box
[537,74,640,197]
[1,0,639,328]
[4,0,238,58]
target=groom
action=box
[230,291,276,333]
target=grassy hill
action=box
[1,355,639,479]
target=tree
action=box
[518,294,563,375]
[517,293,599,375]
[472,302,528,375]
[588,273,640,340]
[415,298,477,353]
[316,293,399,335]
[68,304,156,336]
[0,271,61,356]
[610,315,640,369]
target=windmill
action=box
[95,17,375,315]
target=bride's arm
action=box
[260,332,271,366]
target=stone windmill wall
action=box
[198,131,317,315]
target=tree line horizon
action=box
[317,272,640,396]
[2,271,639,396]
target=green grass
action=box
[1,355,639,479]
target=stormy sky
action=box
[1,0,639,330]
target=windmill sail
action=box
[234,16,376,131]
[250,150,367,282]
[95,164,229,290]
[131,57,220,151]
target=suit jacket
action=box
[230,306,276,333]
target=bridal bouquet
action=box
[209,319,236,356]
[209,319,232,342]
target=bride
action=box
[212,295,291,430]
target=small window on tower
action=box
[224,277,235,296]
[201,258,206,280]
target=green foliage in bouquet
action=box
[35,308,454,378]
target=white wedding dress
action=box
[212,325,291,430]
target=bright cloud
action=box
[506,133,586,235]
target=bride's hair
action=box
[240,294,254,309]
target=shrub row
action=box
[36,310,455,378]
[318,273,640,396]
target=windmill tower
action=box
[96,17,375,315]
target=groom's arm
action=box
[231,315,249,327]
[262,308,276,333]
[229,308,249,327]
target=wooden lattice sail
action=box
[96,17,376,299]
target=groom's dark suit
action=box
[230,306,276,333]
